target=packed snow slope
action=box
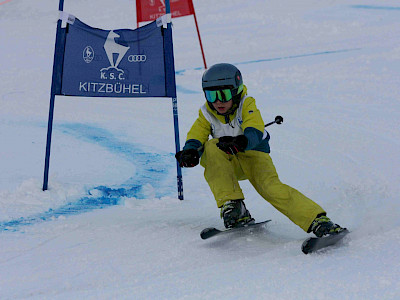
[1,0,400,299]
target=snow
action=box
[1,0,400,298]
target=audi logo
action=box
[128,55,147,62]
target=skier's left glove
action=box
[216,135,248,155]
[175,149,200,168]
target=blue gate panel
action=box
[61,18,169,98]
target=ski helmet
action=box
[202,63,244,104]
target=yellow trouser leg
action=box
[236,151,325,232]
[200,139,245,207]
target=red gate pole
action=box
[190,1,207,69]
[136,0,141,28]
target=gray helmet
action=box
[202,63,243,91]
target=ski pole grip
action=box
[265,115,283,127]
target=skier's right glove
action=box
[175,149,200,168]
[216,135,248,155]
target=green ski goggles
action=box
[204,84,243,103]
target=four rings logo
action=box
[128,55,147,63]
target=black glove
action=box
[216,135,248,155]
[175,149,200,168]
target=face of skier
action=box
[211,99,233,115]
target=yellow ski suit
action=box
[183,87,325,232]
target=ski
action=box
[200,220,271,240]
[301,229,349,254]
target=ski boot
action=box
[220,200,254,229]
[310,215,346,238]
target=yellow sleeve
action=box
[186,108,212,145]
[241,97,265,132]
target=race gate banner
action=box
[136,0,194,23]
[59,15,176,98]
[44,10,183,199]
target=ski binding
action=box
[200,220,271,240]
[301,229,349,254]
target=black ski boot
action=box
[310,215,346,237]
[220,200,254,229]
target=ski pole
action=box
[265,115,283,127]
[192,115,283,153]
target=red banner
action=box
[137,0,194,23]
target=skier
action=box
[175,63,346,238]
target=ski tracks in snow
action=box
[0,123,175,232]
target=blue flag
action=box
[60,16,175,98]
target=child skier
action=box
[175,63,345,237]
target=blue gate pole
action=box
[172,98,184,200]
[43,0,65,191]
[165,0,184,200]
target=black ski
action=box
[301,229,349,254]
[200,220,271,240]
